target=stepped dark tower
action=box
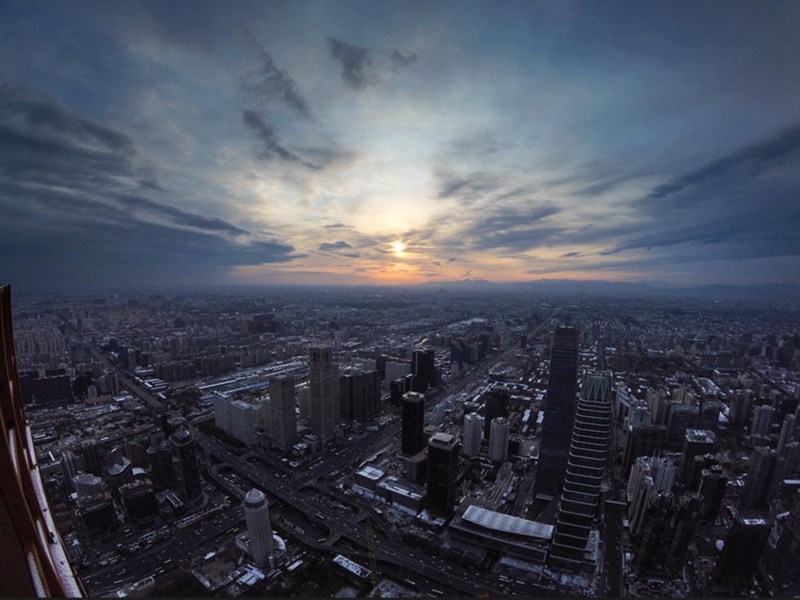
[534,326,579,499]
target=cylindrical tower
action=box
[244,489,274,568]
[488,417,510,462]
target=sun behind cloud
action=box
[391,241,406,256]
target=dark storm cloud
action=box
[579,126,800,266]
[241,110,319,169]
[0,82,297,289]
[644,123,800,205]
[1,81,134,154]
[322,222,352,230]
[326,37,416,91]
[318,241,353,252]
[241,32,314,120]
[117,195,250,236]
[327,37,373,90]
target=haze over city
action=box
[2,0,799,291]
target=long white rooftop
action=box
[462,505,554,540]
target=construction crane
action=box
[365,515,381,597]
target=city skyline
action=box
[2,1,800,290]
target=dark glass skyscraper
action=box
[169,426,202,502]
[534,326,579,499]
[339,370,380,423]
[426,432,460,518]
[401,391,426,456]
[411,349,436,393]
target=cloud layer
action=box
[0,1,799,289]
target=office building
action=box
[752,404,775,437]
[402,391,426,456]
[678,429,716,486]
[72,473,105,499]
[778,413,797,454]
[270,375,297,453]
[623,422,667,476]
[488,417,510,463]
[665,491,703,573]
[666,403,699,451]
[760,490,800,593]
[712,509,772,589]
[534,326,579,499]
[80,440,102,476]
[229,398,267,447]
[147,440,175,491]
[627,456,677,538]
[482,387,509,439]
[698,465,728,523]
[169,426,202,503]
[729,390,753,429]
[339,370,380,423]
[741,446,782,510]
[463,412,483,457]
[244,489,274,568]
[309,345,339,442]
[698,398,721,432]
[120,479,157,522]
[411,349,436,393]
[427,432,460,518]
[549,373,612,571]
[633,489,677,573]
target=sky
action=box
[1,0,800,291]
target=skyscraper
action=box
[482,387,509,439]
[339,370,380,423]
[402,391,426,456]
[666,403,699,451]
[169,426,202,502]
[462,412,483,457]
[309,345,338,443]
[741,446,782,511]
[270,375,297,453]
[427,432,460,518]
[712,509,772,589]
[411,349,436,393]
[488,416,510,463]
[549,373,612,571]
[677,429,716,486]
[244,489,274,568]
[534,326,579,500]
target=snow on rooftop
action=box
[462,505,553,539]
